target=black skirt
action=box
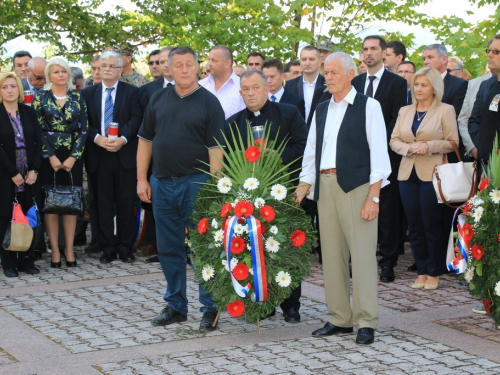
[40,147,83,187]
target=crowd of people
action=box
[1,32,499,344]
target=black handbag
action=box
[43,171,83,215]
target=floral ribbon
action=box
[247,216,268,302]
[447,214,469,274]
[224,216,252,298]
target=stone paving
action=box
[435,314,500,343]
[0,347,17,366]
[95,330,500,375]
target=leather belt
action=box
[320,168,337,174]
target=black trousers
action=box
[91,153,136,257]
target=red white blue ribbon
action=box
[224,216,252,298]
[247,216,268,302]
[447,214,469,274]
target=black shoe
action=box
[66,260,77,267]
[99,253,115,264]
[151,306,187,326]
[380,266,395,283]
[51,261,62,269]
[3,269,19,278]
[312,322,353,337]
[119,254,136,263]
[284,308,301,323]
[199,311,218,331]
[85,242,101,254]
[18,266,40,274]
[146,255,159,263]
[408,263,417,272]
[356,327,375,345]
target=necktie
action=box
[104,87,114,136]
[407,89,412,104]
[366,76,376,98]
[271,95,276,102]
[165,82,173,88]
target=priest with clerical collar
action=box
[224,69,308,324]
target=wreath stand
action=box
[211,311,263,337]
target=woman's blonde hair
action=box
[0,72,24,103]
[411,67,443,107]
[44,57,75,91]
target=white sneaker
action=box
[472,304,486,315]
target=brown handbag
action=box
[2,197,34,252]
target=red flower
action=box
[245,146,261,163]
[462,204,472,216]
[231,237,245,254]
[261,224,266,234]
[232,263,249,280]
[498,233,500,242]
[227,300,245,317]
[483,299,493,315]
[234,201,254,218]
[462,223,474,243]
[220,203,232,218]
[197,218,208,234]
[291,230,306,247]
[259,205,276,222]
[471,244,485,261]
[479,177,489,192]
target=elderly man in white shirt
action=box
[295,52,391,346]
[199,45,246,119]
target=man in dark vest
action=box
[295,52,391,345]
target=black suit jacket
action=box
[279,90,306,121]
[442,73,468,118]
[81,81,142,174]
[352,70,407,147]
[284,74,331,126]
[139,78,164,113]
[225,100,308,183]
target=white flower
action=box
[244,177,260,191]
[222,257,239,272]
[270,225,278,235]
[231,198,239,208]
[464,267,475,283]
[254,197,265,208]
[275,271,291,287]
[213,229,224,243]
[211,219,218,229]
[473,206,484,223]
[217,177,232,194]
[265,236,280,253]
[248,267,254,275]
[242,224,249,234]
[495,281,500,297]
[214,241,222,248]
[202,265,215,281]
[247,243,252,250]
[469,196,484,206]
[237,191,253,201]
[234,224,244,235]
[490,190,500,204]
[270,184,287,201]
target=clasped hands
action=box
[12,170,38,186]
[96,136,125,152]
[408,142,429,155]
[49,155,75,173]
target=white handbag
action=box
[432,141,478,208]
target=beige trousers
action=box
[317,174,379,329]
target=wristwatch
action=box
[367,195,380,204]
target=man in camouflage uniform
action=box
[104,46,149,87]
[316,37,335,76]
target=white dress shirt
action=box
[96,81,127,143]
[300,86,391,188]
[163,78,175,87]
[303,73,319,121]
[199,71,246,119]
[268,86,285,102]
[363,66,385,97]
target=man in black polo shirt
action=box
[137,46,225,331]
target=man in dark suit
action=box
[262,58,306,120]
[283,45,331,127]
[225,69,308,323]
[140,47,174,113]
[21,57,47,95]
[81,51,142,264]
[397,61,416,105]
[352,35,407,283]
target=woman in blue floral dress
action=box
[33,57,88,268]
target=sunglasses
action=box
[31,72,45,81]
[148,61,160,66]
[486,48,500,56]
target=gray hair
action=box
[91,54,100,63]
[448,56,464,71]
[160,46,173,54]
[239,69,267,86]
[324,52,356,74]
[70,67,84,84]
[44,57,75,91]
[167,46,198,67]
[99,51,123,67]
[423,44,448,58]
[27,56,47,71]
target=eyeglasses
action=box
[100,64,122,69]
[148,61,160,66]
[201,71,207,75]
[486,48,500,55]
[397,70,415,74]
[30,72,45,81]
[448,68,462,72]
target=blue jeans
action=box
[150,173,216,315]
[399,169,445,277]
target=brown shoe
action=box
[138,245,158,257]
